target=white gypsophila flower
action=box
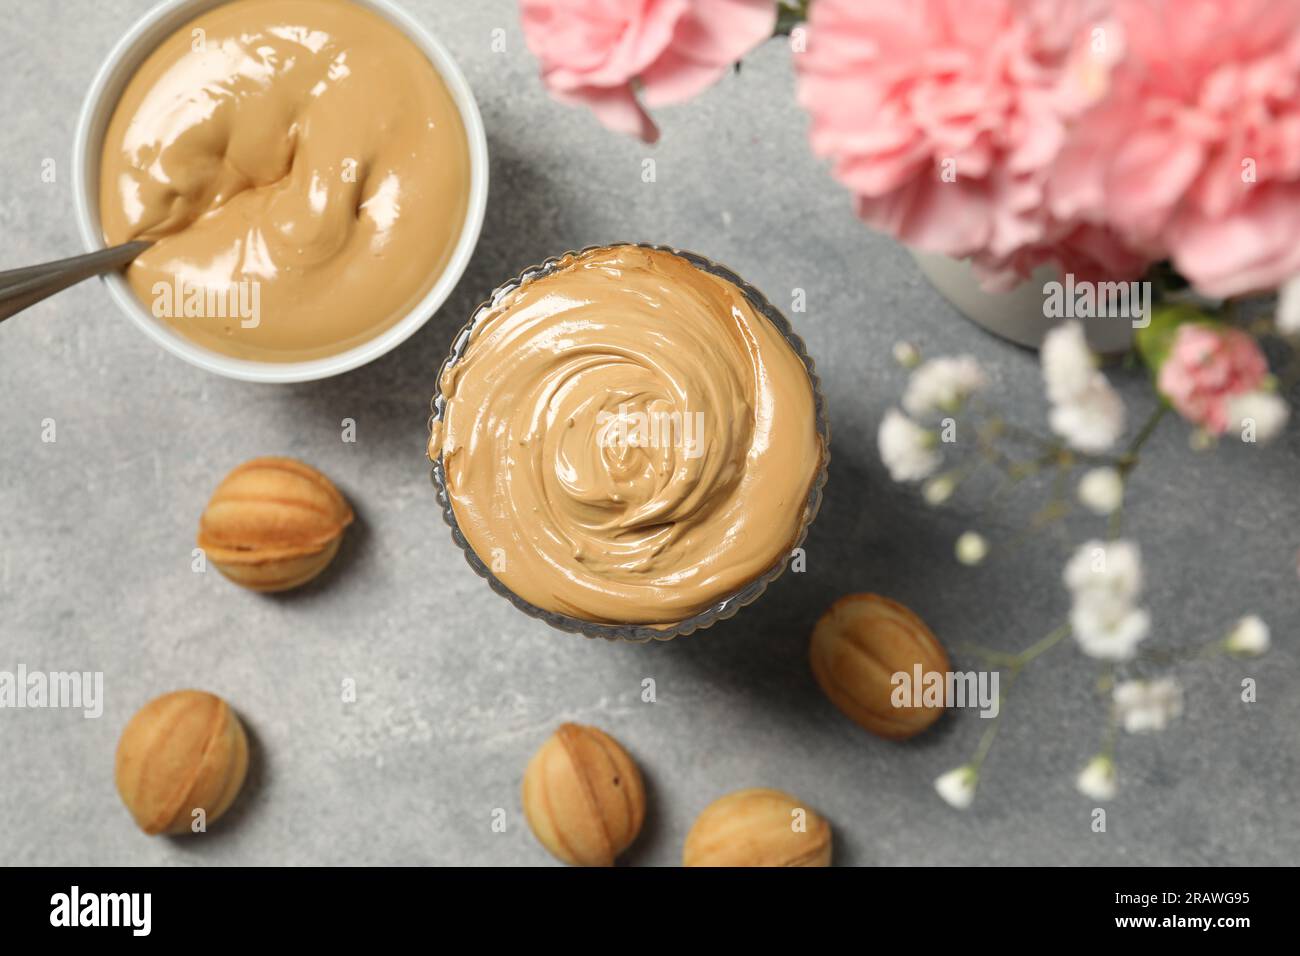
[893,340,921,368]
[923,474,956,506]
[1278,275,1300,335]
[1225,615,1270,656]
[1226,391,1291,444]
[1065,539,1149,659]
[934,766,978,810]
[1041,321,1096,404]
[1076,755,1118,801]
[1077,466,1124,515]
[1071,601,1151,660]
[1040,321,1125,453]
[955,531,989,566]
[903,356,987,416]
[1064,539,1144,605]
[1113,678,1184,734]
[878,408,942,482]
[1049,376,1126,453]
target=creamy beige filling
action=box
[99,0,471,362]
[430,246,823,626]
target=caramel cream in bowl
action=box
[76,0,486,380]
[429,245,830,640]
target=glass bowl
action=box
[428,243,831,642]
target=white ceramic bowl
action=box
[72,0,489,383]
[910,250,1135,355]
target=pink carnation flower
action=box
[794,0,1147,289]
[1157,324,1269,432]
[1050,0,1300,296]
[519,0,777,143]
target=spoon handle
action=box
[0,240,152,323]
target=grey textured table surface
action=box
[2,0,1297,867]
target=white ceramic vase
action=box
[910,249,1135,354]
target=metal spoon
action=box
[0,241,152,322]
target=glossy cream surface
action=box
[99,0,471,362]
[430,246,823,626]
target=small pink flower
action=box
[1157,324,1269,433]
[1050,0,1300,297]
[794,0,1147,289]
[519,0,777,143]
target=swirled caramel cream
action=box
[99,0,470,362]
[430,246,824,626]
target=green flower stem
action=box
[1139,636,1228,666]
[975,435,1024,480]
[950,398,1169,565]
[954,644,1022,668]
[1108,403,1168,539]
[1107,492,1126,540]
[975,446,1060,521]
[1018,623,1073,664]
[1100,710,1120,761]
[988,455,1078,560]
[1117,404,1169,474]
[775,0,812,35]
[1094,663,1121,760]
[988,417,1062,451]
[965,623,1071,774]
[943,451,991,494]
